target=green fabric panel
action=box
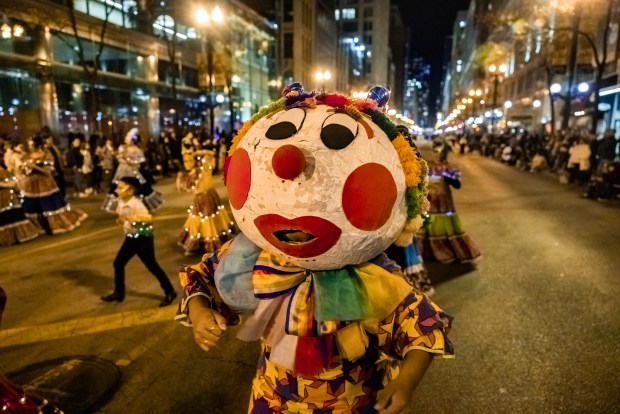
[451,214,464,234]
[313,267,366,321]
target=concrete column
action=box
[147,96,160,140]
[146,54,158,81]
[33,26,60,134]
[38,80,59,133]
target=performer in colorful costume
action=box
[416,143,482,264]
[101,128,163,213]
[0,166,40,245]
[18,135,87,235]
[176,84,453,413]
[176,132,201,192]
[178,150,238,256]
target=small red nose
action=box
[272,144,306,180]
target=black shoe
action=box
[101,292,125,302]
[159,291,177,307]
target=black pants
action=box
[113,235,174,295]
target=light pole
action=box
[488,64,507,129]
[315,70,331,91]
[196,6,224,137]
[561,2,581,131]
[469,88,482,119]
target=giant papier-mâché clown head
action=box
[224,84,428,270]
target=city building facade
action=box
[495,0,619,134]
[0,0,276,144]
[336,0,392,94]
[243,1,403,104]
[276,0,338,92]
[407,56,432,128]
[440,0,620,135]
[388,4,409,114]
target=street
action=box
[1,153,620,414]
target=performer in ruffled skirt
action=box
[102,128,163,213]
[0,166,40,245]
[176,132,201,192]
[416,162,481,264]
[18,135,87,235]
[178,151,237,255]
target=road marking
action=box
[1,213,190,262]
[1,227,116,261]
[0,307,176,349]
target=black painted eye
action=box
[265,108,306,140]
[320,113,359,150]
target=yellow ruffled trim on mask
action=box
[392,134,424,188]
[229,119,254,154]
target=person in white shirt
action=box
[567,136,591,184]
[101,176,177,306]
[80,142,94,196]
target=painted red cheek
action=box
[342,163,397,231]
[226,148,251,210]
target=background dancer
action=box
[101,176,176,306]
[18,134,87,235]
[101,128,163,213]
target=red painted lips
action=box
[254,214,342,258]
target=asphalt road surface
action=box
[1,150,619,413]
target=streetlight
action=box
[577,82,590,93]
[1,22,23,39]
[488,64,507,128]
[468,88,482,97]
[472,89,482,117]
[195,6,224,137]
[315,70,331,91]
[0,13,24,40]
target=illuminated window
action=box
[341,8,356,19]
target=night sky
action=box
[395,0,471,113]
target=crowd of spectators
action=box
[0,126,232,201]
[452,128,620,202]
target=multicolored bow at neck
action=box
[252,250,412,336]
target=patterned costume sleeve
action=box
[371,252,403,275]
[175,246,240,327]
[376,292,454,359]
